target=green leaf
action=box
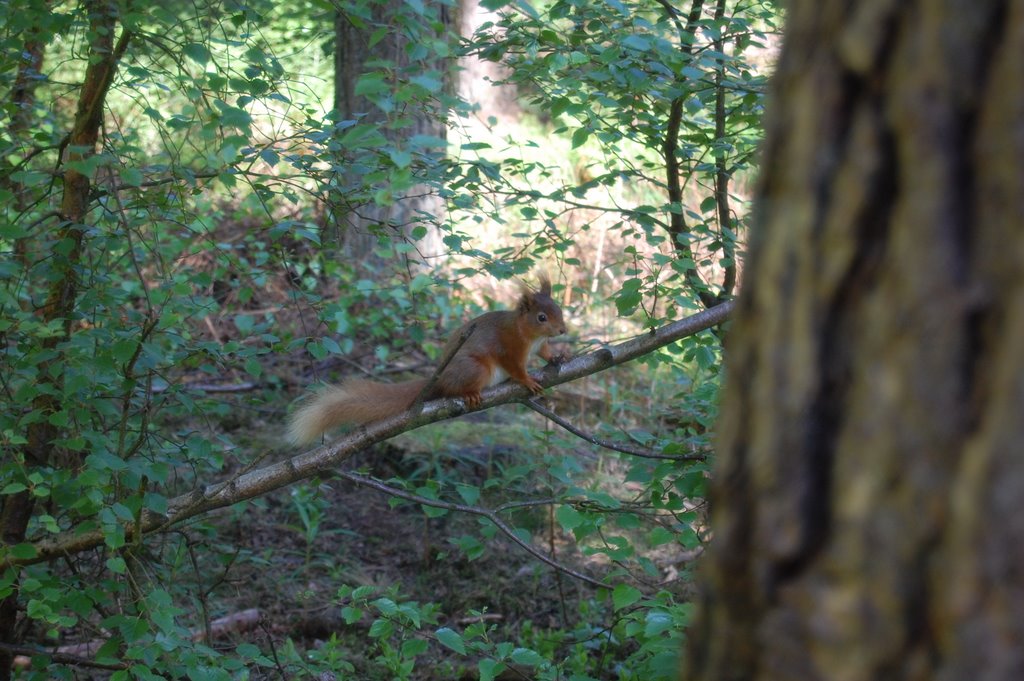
[401,638,428,658]
[9,170,50,186]
[9,543,37,560]
[47,410,69,427]
[352,585,375,600]
[615,278,643,316]
[143,492,168,515]
[435,627,466,654]
[119,167,144,187]
[368,618,393,638]
[340,124,389,149]
[411,73,443,91]
[260,149,279,166]
[214,100,253,128]
[555,504,583,531]
[372,597,398,616]
[510,647,544,667]
[612,583,642,611]
[695,345,716,370]
[478,659,505,681]
[421,504,448,518]
[455,483,480,505]
[236,643,261,659]
[644,610,674,637]
[244,357,262,378]
[389,149,413,168]
[355,73,389,97]
[648,526,675,546]
[307,340,328,360]
[233,315,254,334]
[183,43,211,65]
[453,534,485,561]
[621,34,651,52]
[111,338,139,364]
[571,127,590,149]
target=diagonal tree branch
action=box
[0,301,733,570]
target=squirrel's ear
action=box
[538,276,552,297]
[517,290,533,313]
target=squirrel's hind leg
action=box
[436,355,493,407]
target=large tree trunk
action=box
[686,1,1023,680]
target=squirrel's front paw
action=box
[523,378,544,395]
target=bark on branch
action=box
[0,301,733,570]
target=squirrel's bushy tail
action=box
[287,378,427,445]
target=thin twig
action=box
[335,470,607,589]
[713,0,737,298]
[523,399,705,461]
[23,210,63,233]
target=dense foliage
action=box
[0,0,775,678]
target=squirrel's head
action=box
[518,277,567,337]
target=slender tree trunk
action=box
[686,1,1023,680]
[663,0,716,308]
[6,25,46,271]
[0,2,129,677]
[711,0,735,299]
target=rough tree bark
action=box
[686,1,1023,680]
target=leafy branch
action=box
[0,301,733,570]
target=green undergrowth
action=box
[186,368,711,680]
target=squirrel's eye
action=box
[538,313,548,323]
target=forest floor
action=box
[190,388,651,679]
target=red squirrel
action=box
[287,277,567,445]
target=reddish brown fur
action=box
[287,278,567,445]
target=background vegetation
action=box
[0,0,777,678]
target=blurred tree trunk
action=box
[686,1,1023,680]
[457,0,519,123]
[331,0,452,263]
